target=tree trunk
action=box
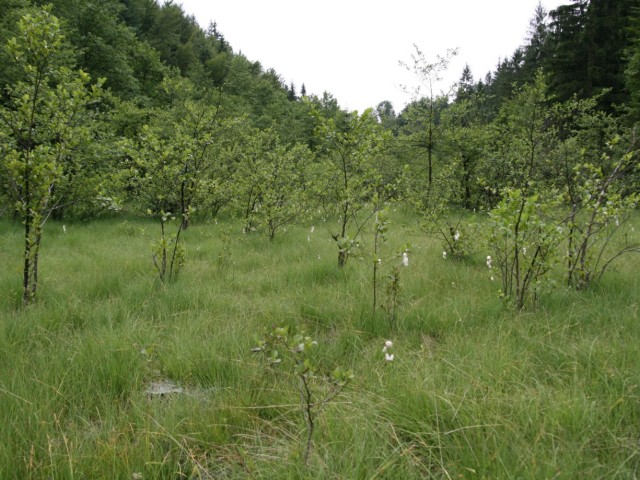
[338,249,348,267]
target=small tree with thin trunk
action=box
[230,128,310,239]
[0,7,102,305]
[313,109,389,267]
[563,135,640,289]
[400,45,457,190]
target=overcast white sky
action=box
[178,0,567,113]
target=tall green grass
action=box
[0,213,638,478]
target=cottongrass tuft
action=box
[383,340,394,361]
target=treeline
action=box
[0,0,638,307]
[385,0,640,129]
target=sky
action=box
[178,0,568,113]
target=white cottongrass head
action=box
[486,255,492,269]
[383,340,395,361]
[402,252,409,267]
[454,230,460,241]
[442,251,447,260]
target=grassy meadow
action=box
[0,211,639,479]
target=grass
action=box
[0,211,639,478]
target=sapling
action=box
[487,188,561,310]
[253,324,353,464]
[383,266,402,330]
[370,207,410,329]
[312,108,390,267]
[216,227,233,273]
[406,162,475,261]
[425,211,475,261]
[382,248,410,331]
[399,45,458,189]
[372,207,390,314]
[126,121,204,282]
[562,136,639,289]
[151,208,188,283]
[159,75,227,230]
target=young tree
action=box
[400,45,457,188]
[125,125,189,283]
[230,127,311,239]
[483,71,554,197]
[561,134,639,290]
[443,73,489,210]
[483,73,562,309]
[487,188,562,310]
[0,7,102,305]
[313,109,389,267]
[170,89,223,228]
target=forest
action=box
[0,0,639,477]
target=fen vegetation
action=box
[0,1,639,478]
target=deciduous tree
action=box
[0,7,102,304]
